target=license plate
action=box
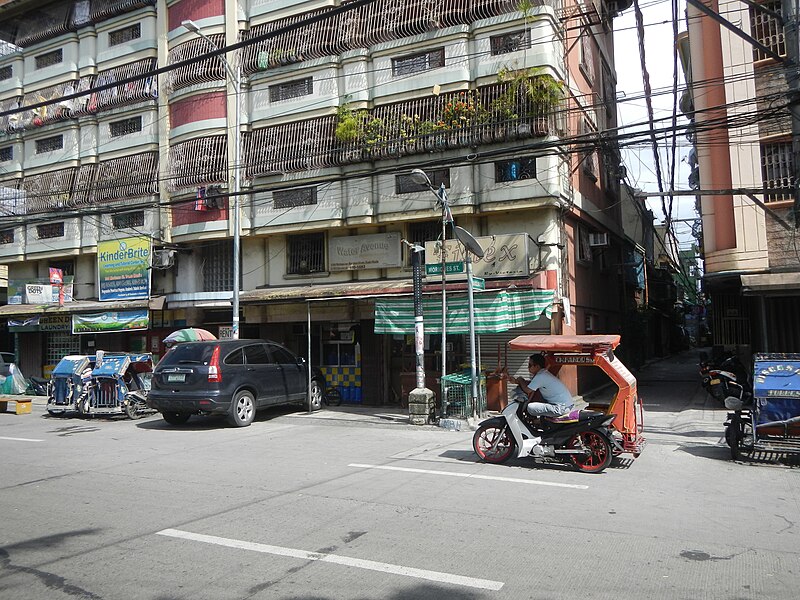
[710,378,721,385]
[167,374,186,383]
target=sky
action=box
[613,0,698,249]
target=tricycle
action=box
[725,353,800,461]
[476,335,645,463]
[46,355,95,416]
[86,352,155,419]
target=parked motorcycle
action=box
[26,376,49,396]
[699,352,751,404]
[472,393,617,473]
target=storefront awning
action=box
[0,296,165,317]
[240,280,414,303]
[374,289,555,334]
[741,273,800,295]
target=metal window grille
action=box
[35,49,63,70]
[0,65,11,80]
[112,211,144,229]
[750,2,785,61]
[490,30,531,55]
[579,34,594,82]
[0,229,13,244]
[108,22,141,46]
[392,48,444,77]
[406,220,440,265]
[109,116,142,137]
[273,187,317,209]
[269,77,313,102]
[202,240,233,292]
[761,141,794,201]
[287,233,325,275]
[395,169,450,194]
[35,135,63,154]
[47,332,80,365]
[0,147,11,162]
[37,222,65,239]
[22,167,75,214]
[578,227,593,263]
[495,158,536,182]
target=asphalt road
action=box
[1,349,798,600]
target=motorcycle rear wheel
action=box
[473,422,516,464]
[567,429,613,474]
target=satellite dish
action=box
[453,226,485,258]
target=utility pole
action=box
[781,0,800,227]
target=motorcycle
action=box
[473,391,618,473]
[700,352,751,404]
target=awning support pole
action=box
[307,301,312,414]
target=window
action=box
[751,1,785,61]
[273,187,317,209]
[392,48,444,77]
[580,118,598,181]
[37,222,65,239]
[35,135,63,154]
[109,116,142,137]
[579,33,594,83]
[35,49,63,70]
[226,349,244,365]
[490,30,531,55]
[0,147,11,162]
[269,77,313,102]
[244,344,272,365]
[495,158,536,182]
[202,240,233,292]
[577,227,593,263]
[287,233,325,275]
[0,229,13,244]
[761,141,794,201]
[269,344,297,365]
[112,211,144,229]
[406,220,440,265]
[0,65,11,80]
[395,169,450,194]
[109,23,141,47]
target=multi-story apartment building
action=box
[0,0,631,406]
[681,1,800,356]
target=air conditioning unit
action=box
[585,314,597,333]
[588,232,610,247]
[151,249,175,269]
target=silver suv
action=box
[148,339,325,427]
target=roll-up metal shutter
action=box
[476,319,552,378]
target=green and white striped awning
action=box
[374,289,555,334]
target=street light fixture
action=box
[410,168,451,415]
[182,19,242,340]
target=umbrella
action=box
[163,328,217,346]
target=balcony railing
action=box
[244,81,565,178]
[75,60,157,115]
[168,135,227,191]
[21,81,80,129]
[242,0,561,75]
[166,35,226,94]
[22,167,77,214]
[93,151,158,203]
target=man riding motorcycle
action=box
[505,353,574,418]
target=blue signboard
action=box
[753,354,800,424]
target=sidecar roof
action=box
[508,334,620,353]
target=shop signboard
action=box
[72,309,150,334]
[424,233,534,281]
[97,236,151,301]
[25,283,53,303]
[8,315,72,332]
[328,232,402,271]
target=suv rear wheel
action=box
[228,390,256,427]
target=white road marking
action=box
[0,436,43,442]
[349,463,589,490]
[156,528,504,591]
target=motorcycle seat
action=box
[544,409,605,424]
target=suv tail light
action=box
[208,345,221,382]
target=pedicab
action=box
[86,353,155,419]
[725,353,800,460]
[46,355,95,416]
[505,334,646,457]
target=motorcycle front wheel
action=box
[567,429,613,474]
[473,422,516,464]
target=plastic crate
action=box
[441,372,486,419]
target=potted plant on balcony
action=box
[335,105,369,162]
[493,67,563,138]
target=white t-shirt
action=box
[529,369,574,408]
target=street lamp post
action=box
[410,169,451,417]
[182,19,241,339]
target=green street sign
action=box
[471,276,485,291]
[425,261,465,275]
